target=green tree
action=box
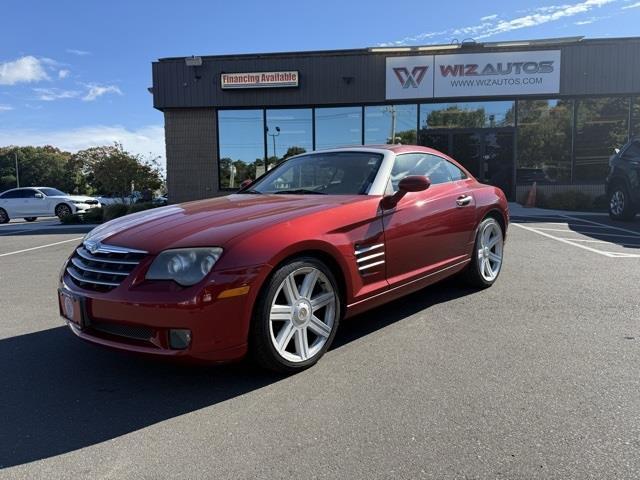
[0,146,76,193]
[78,143,163,199]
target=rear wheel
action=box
[0,208,8,224]
[609,185,636,221]
[24,217,37,222]
[463,217,504,288]
[250,257,341,373]
[55,203,72,220]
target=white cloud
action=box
[622,1,640,8]
[0,125,166,167]
[33,87,81,101]
[0,104,13,112]
[0,56,50,85]
[82,84,123,101]
[58,69,70,79]
[66,49,91,56]
[380,0,616,45]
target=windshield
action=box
[39,188,66,196]
[247,152,384,195]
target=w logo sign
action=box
[393,66,429,88]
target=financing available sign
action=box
[221,71,299,89]
[386,50,561,99]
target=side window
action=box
[390,153,455,191]
[1,190,22,199]
[20,189,38,198]
[445,161,467,181]
[620,141,640,161]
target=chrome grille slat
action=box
[76,247,140,265]
[66,242,146,291]
[70,257,130,276]
[358,260,385,271]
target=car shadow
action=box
[0,278,473,468]
[565,215,640,250]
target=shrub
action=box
[82,207,104,224]
[538,190,593,211]
[103,203,129,221]
[127,202,156,215]
[60,213,83,224]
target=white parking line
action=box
[512,223,640,258]
[0,237,83,258]
[560,214,640,237]
[531,227,640,239]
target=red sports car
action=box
[58,145,508,372]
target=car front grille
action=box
[66,242,147,292]
[84,200,99,205]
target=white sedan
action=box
[0,187,100,223]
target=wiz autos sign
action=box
[221,71,299,89]
[386,51,561,99]
[386,56,434,100]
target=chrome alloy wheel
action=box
[269,266,337,363]
[610,190,625,216]
[477,221,503,282]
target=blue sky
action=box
[1,0,639,166]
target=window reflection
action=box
[265,109,312,175]
[516,99,572,185]
[218,110,265,189]
[574,97,629,182]
[315,107,362,149]
[420,101,515,130]
[365,104,417,144]
[632,97,640,138]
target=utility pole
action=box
[14,151,20,188]
[384,106,397,144]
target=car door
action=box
[0,189,22,216]
[19,188,45,216]
[382,153,477,286]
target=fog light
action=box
[169,329,192,350]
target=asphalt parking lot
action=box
[1,210,640,479]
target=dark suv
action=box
[605,138,640,221]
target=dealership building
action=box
[151,36,640,203]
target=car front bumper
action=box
[58,263,270,363]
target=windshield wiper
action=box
[273,189,327,195]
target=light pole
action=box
[383,106,397,144]
[266,126,280,164]
[14,151,20,188]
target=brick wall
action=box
[164,108,220,203]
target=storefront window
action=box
[365,104,417,144]
[265,109,312,174]
[574,97,630,182]
[420,101,515,130]
[315,107,362,150]
[218,109,265,189]
[516,99,573,185]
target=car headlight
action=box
[146,248,223,286]
[71,200,85,205]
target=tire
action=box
[608,184,636,221]
[0,208,9,224]
[250,257,341,373]
[463,217,504,289]
[55,203,72,220]
[24,217,37,222]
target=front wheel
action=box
[463,217,504,288]
[55,204,72,220]
[24,217,37,222]
[250,257,341,373]
[609,185,636,221]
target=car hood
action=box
[85,194,370,254]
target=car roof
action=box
[310,144,451,156]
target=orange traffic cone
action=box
[524,182,537,208]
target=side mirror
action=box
[381,175,430,209]
[34,193,44,199]
[239,179,253,190]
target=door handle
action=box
[456,195,473,207]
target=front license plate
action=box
[59,290,84,328]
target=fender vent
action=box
[354,243,385,274]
